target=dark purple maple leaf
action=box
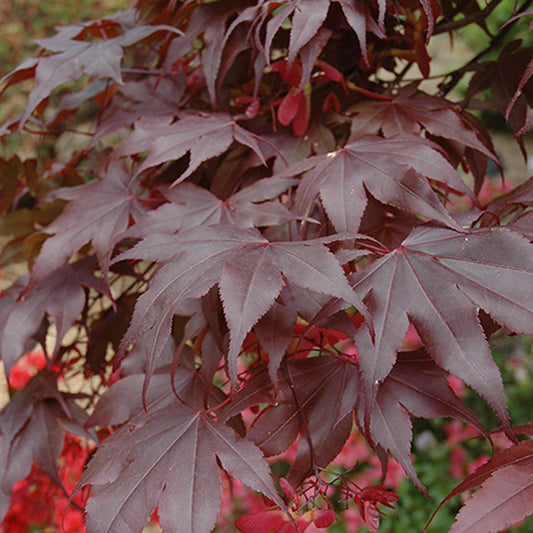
[264,0,384,70]
[450,455,533,533]
[114,113,267,183]
[77,404,284,533]
[253,298,298,384]
[425,441,533,533]
[466,41,533,145]
[27,161,146,292]
[0,370,95,523]
[2,18,182,129]
[286,0,331,67]
[86,347,228,428]
[88,76,186,147]
[163,0,244,105]
[361,349,491,495]
[86,365,197,429]
[0,260,104,375]
[350,225,533,434]
[334,0,384,66]
[221,357,358,465]
[131,177,297,236]
[277,134,474,233]
[116,225,367,385]
[349,84,497,166]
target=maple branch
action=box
[438,0,533,96]
[23,126,93,136]
[346,82,393,101]
[433,0,501,36]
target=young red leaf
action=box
[360,500,381,533]
[313,509,337,528]
[235,509,311,533]
[278,91,305,127]
[235,510,288,533]
[279,477,299,507]
[78,404,285,533]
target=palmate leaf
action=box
[450,458,533,533]
[362,349,491,495]
[349,84,496,163]
[221,357,358,476]
[116,225,366,385]
[351,225,533,434]
[114,113,267,183]
[131,177,297,236]
[277,134,473,233]
[27,161,145,291]
[0,17,182,129]
[78,404,284,533]
[0,371,94,523]
[85,363,199,429]
[264,0,384,69]
[424,441,533,533]
[466,41,533,143]
[0,260,104,374]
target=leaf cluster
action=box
[0,1,532,532]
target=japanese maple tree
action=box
[0,0,532,532]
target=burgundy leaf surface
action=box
[353,224,533,429]
[132,177,297,236]
[0,260,103,374]
[116,225,366,385]
[450,454,533,533]
[79,404,284,533]
[279,135,473,232]
[27,162,145,291]
[3,19,181,128]
[349,85,496,164]
[222,357,358,461]
[0,371,94,523]
[363,350,491,494]
[351,225,533,432]
[114,113,267,183]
